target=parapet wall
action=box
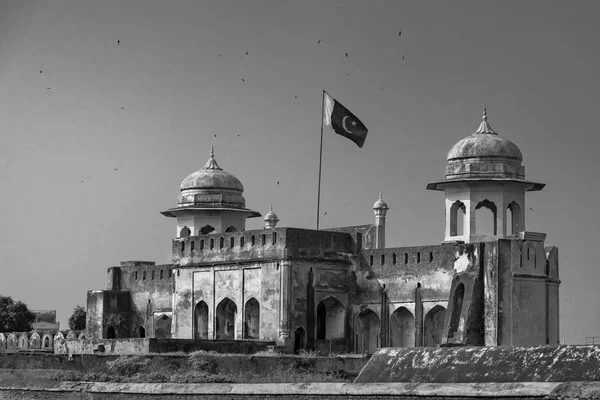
[355,345,600,383]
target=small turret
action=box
[373,192,388,249]
[264,205,279,229]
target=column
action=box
[278,260,292,348]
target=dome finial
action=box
[264,204,279,228]
[379,191,383,200]
[475,106,496,135]
[203,146,222,170]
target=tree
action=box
[68,305,86,331]
[0,295,36,332]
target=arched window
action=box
[244,298,260,339]
[450,201,466,236]
[356,309,381,354]
[404,253,408,264]
[507,201,522,235]
[225,225,238,232]
[216,298,237,340]
[194,302,209,339]
[138,326,146,338]
[392,253,397,265]
[423,306,446,347]
[429,252,433,263]
[179,226,191,238]
[219,237,224,249]
[390,307,415,347]
[230,237,235,248]
[107,326,116,339]
[316,297,345,341]
[155,315,172,339]
[180,241,185,253]
[272,232,277,245]
[200,225,215,235]
[240,237,245,247]
[476,199,497,235]
[448,283,465,339]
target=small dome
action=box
[373,192,388,210]
[447,108,522,162]
[264,205,279,228]
[180,147,244,192]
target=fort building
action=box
[86,109,560,354]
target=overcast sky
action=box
[1,0,598,344]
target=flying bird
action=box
[398,31,402,36]
[120,107,125,110]
[402,55,405,60]
[39,70,42,74]
[346,73,350,76]
[46,87,51,90]
[214,134,217,138]
[294,96,298,99]
[345,53,349,58]
[529,207,533,211]
[245,52,248,55]
[117,39,120,45]
[277,181,279,185]
[113,168,118,171]
[317,40,321,44]
[324,212,327,215]
[218,54,222,57]
[81,180,84,183]
[241,78,245,82]
[237,134,240,137]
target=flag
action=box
[323,92,368,148]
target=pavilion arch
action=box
[476,199,497,235]
[225,225,238,233]
[78,332,86,341]
[107,326,116,339]
[7,333,17,349]
[507,201,522,235]
[155,314,172,339]
[450,201,466,236]
[356,309,381,354]
[424,305,446,347]
[448,283,465,340]
[244,298,260,339]
[199,225,215,235]
[390,307,415,347]
[216,298,237,340]
[0,333,6,350]
[66,330,77,341]
[316,296,345,340]
[138,326,146,338]
[179,226,191,238]
[194,301,209,339]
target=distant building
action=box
[86,110,559,353]
[31,310,60,332]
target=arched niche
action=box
[450,201,466,236]
[194,301,209,339]
[199,225,215,235]
[390,307,415,348]
[356,309,381,354]
[424,305,446,347]
[316,297,345,340]
[179,226,191,238]
[448,283,465,340]
[476,199,497,235]
[244,298,260,340]
[216,298,237,340]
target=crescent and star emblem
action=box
[342,115,355,134]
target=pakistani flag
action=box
[323,92,368,148]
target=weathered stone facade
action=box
[85,111,560,353]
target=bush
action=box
[187,351,219,374]
[105,356,151,377]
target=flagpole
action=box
[316,90,325,230]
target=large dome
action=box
[444,109,525,180]
[180,148,243,192]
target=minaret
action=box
[373,192,389,249]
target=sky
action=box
[0,0,599,344]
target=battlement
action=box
[108,264,174,292]
[171,227,355,265]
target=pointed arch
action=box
[225,225,238,232]
[244,298,260,339]
[199,225,215,235]
[138,326,146,338]
[424,305,446,347]
[294,327,306,353]
[179,226,191,238]
[507,201,522,235]
[216,298,237,340]
[194,301,209,339]
[390,307,415,347]
[29,332,41,349]
[448,283,465,339]
[155,314,172,339]
[316,296,345,340]
[476,199,497,235]
[107,326,116,339]
[450,201,466,236]
[356,309,381,354]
